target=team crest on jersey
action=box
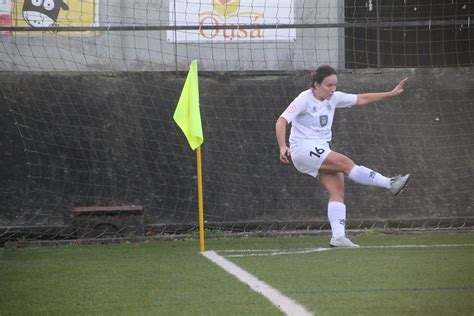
[319,115,328,127]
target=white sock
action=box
[348,165,391,189]
[328,201,346,239]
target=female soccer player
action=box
[275,65,410,248]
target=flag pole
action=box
[196,145,205,253]
[173,59,204,253]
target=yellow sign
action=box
[13,0,98,35]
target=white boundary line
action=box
[203,250,313,316]
[220,243,474,258]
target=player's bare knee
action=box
[337,156,354,175]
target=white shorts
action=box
[290,140,331,177]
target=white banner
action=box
[0,0,11,13]
[0,0,12,36]
[168,0,295,42]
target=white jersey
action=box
[280,89,357,144]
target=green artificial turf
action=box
[1,232,473,315]
[228,233,474,315]
[0,240,279,315]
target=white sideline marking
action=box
[203,251,313,316]
[221,243,474,258]
[224,247,331,258]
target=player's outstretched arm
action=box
[356,78,408,106]
[275,117,290,164]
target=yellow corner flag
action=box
[173,60,203,150]
[173,60,206,253]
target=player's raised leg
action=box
[320,151,410,195]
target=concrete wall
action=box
[0,0,342,71]
[1,68,473,236]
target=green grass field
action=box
[1,232,473,315]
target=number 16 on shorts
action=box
[310,146,325,158]
[290,142,330,177]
